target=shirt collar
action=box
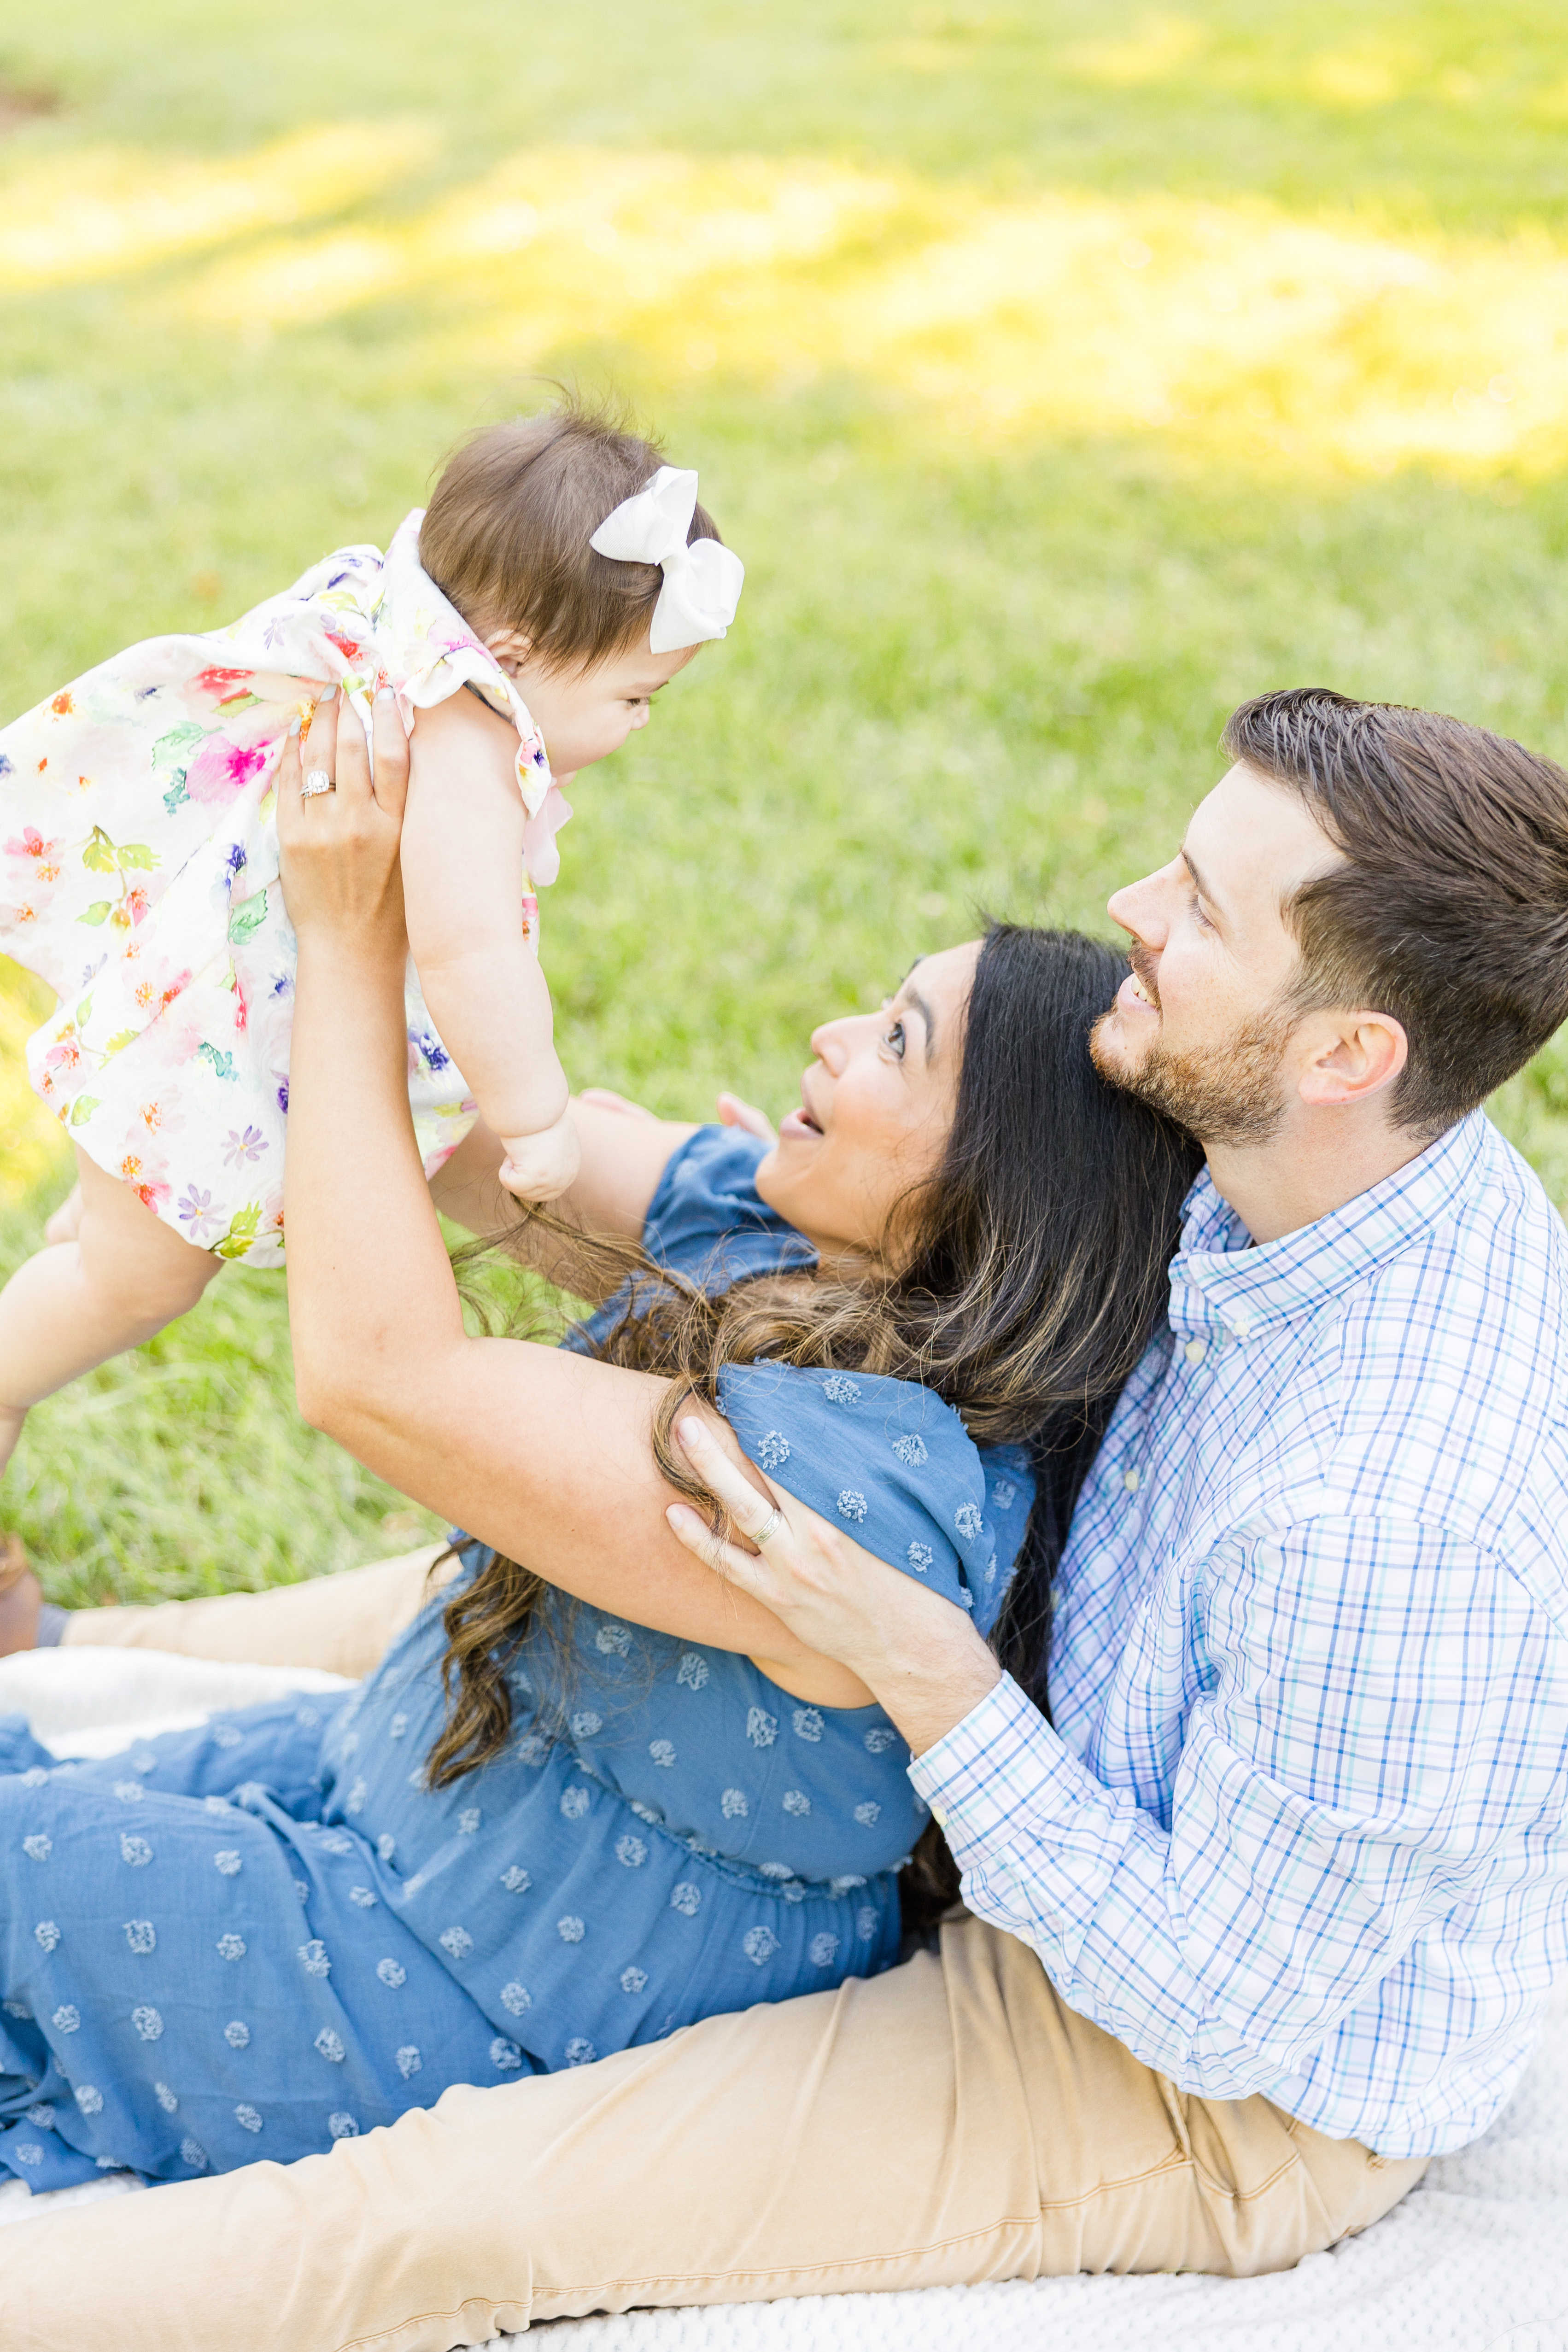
[1167,1110,1492,1340]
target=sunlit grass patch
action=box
[29,136,1568,482]
[6,0,1568,1610]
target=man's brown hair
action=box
[1223,687,1568,1135]
[419,392,722,673]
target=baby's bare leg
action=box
[0,1147,222,1474]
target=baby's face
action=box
[490,632,696,784]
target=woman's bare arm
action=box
[278,695,868,1702]
[428,1099,697,1288]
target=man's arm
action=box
[667,1434,1566,2106]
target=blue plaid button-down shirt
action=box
[910,1111,1568,2157]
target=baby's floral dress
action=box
[0,513,572,1267]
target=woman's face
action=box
[755,939,982,1266]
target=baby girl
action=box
[0,398,743,1479]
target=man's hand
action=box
[666,1416,1001,1757]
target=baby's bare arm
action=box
[402,694,570,1146]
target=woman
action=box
[0,690,1196,2194]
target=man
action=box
[7,689,1568,2351]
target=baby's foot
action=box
[44,1183,83,1246]
[0,1533,42,1656]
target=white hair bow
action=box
[589,465,744,655]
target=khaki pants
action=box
[1,1559,1426,2352]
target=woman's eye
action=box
[884,1018,907,1059]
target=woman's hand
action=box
[580,1086,777,1144]
[666,1416,1002,1757]
[716,1092,777,1143]
[275,687,410,962]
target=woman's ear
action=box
[484,627,533,678]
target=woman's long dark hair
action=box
[427,927,1200,1799]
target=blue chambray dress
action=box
[0,1129,1034,2189]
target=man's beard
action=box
[1090,997,1293,1148]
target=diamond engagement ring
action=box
[751,1509,784,1548]
[300,769,335,798]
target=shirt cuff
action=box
[907,1670,1095,1870]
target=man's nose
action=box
[1108,870,1169,948]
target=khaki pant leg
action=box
[0,1916,1425,2352]
[59,1546,454,1679]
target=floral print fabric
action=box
[0,512,570,1265]
[0,1130,1035,2188]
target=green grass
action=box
[5,0,1568,1606]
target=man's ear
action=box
[484,627,532,678]
[1296,1011,1409,1110]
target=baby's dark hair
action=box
[420,393,724,673]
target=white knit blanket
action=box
[1,1646,1564,2352]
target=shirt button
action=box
[1123,1468,1141,1493]
[1184,1339,1206,1365]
